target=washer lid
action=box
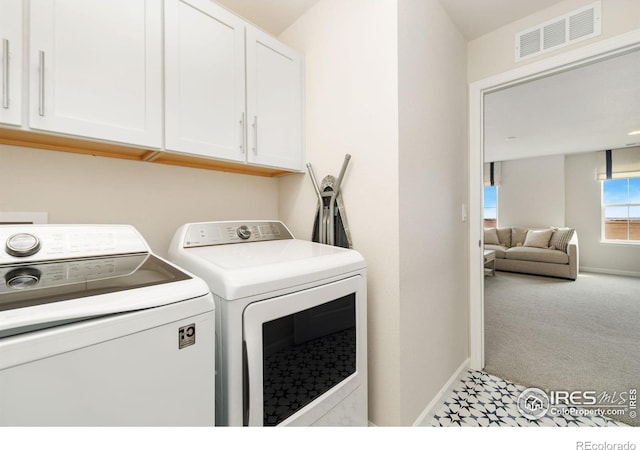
[0,254,209,338]
[177,239,366,301]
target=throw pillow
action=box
[496,227,512,247]
[549,228,575,252]
[511,227,529,247]
[484,228,500,245]
[523,229,554,249]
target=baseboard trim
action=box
[412,358,470,427]
[580,266,640,278]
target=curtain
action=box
[597,147,640,180]
[483,161,501,186]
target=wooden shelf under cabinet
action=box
[0,128,295,178]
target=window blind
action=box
[597,147,640,180]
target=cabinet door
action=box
[246,27,304,171]
[165,0,246,161]
[29,0,162,148]
[0,0,22,126]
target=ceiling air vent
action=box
[543,19,566,50]
[515,1,601,62]
[569,7,596,40]
[519,29,541,58]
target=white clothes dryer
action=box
[0,224,215,426]
[169,220,367,426]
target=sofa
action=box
[484,226,579,280]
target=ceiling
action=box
[216,0,566,39]
[438,0,566,40]
[484,49,640,162]
[214,0,320,35]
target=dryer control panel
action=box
[182,221,294,248]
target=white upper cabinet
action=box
[165,0,246,161]
[0,0,23,126]
[164,0,304,171]
[29,0,162,148]
[246,27,304,171]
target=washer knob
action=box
[6,233,41,257]
[236,225,252,240]
[5,267,42,290]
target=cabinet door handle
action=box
[252,116,258,154]
[38,50,45,116]
[240,112,245,154]
[2,39,8,109]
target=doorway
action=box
[468,30,640,370]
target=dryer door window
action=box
[243,276,362,426]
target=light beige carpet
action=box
[484,271,640,427]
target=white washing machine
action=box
[169,220,367,426]
[0,224,215,426]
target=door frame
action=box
[468,29,640,370]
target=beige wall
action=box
[397,0,469,426]
[278,0,402,425]
[498,155,566,228]
[565,151,640,274]
[491,150,640,274]
[468,0,640,82]
[279,0,469,426]
[0,144,278,257]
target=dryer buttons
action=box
[236,225,252,240]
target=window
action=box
[484,185,497,228]
[602,177,640,241]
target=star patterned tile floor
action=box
[428,370,626,427]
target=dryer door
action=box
[243,275,364,426]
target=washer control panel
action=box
[0,255,144,294]
[183,221,294,248]
[0,225,149,264]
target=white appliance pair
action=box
[169,220,368,426]
[0,225,215,426]
[0,220,367,427]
